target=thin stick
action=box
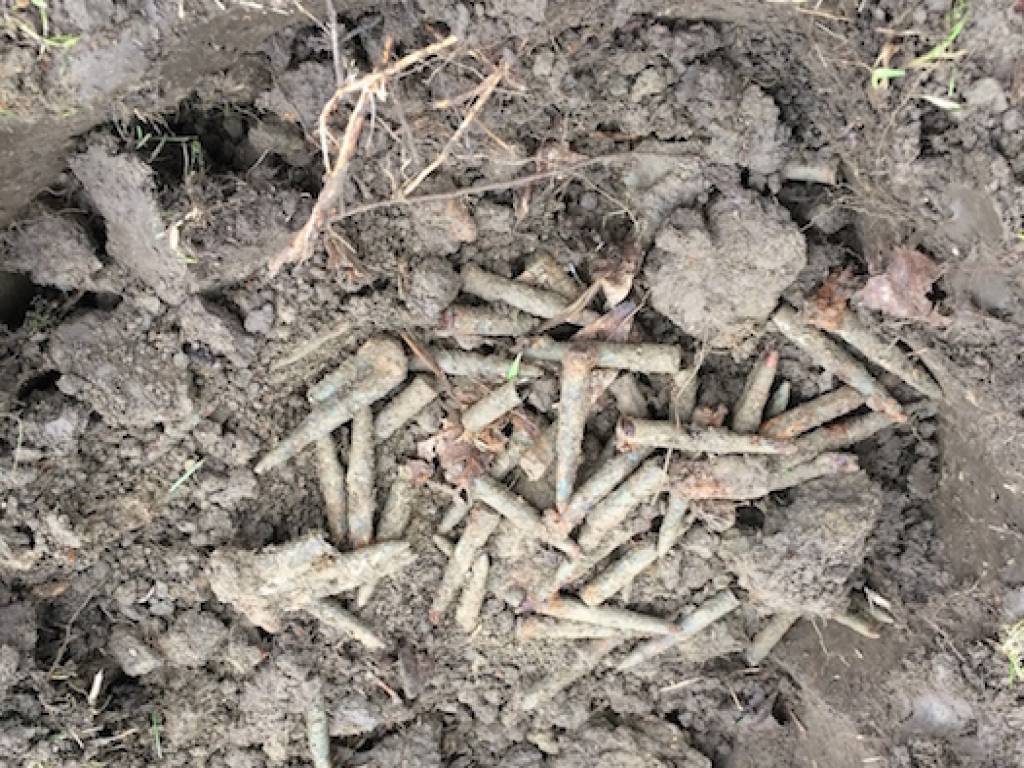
[49,587,100,677]
[330,153,634,222]
[270,35,458,274]
[403,63,506,196]
[275,88,371,273]
[325,0,343,89]
[536,597,677,635]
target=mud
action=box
[2,1,1024,767]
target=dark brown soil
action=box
[2,1,1024,767]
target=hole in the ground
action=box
[17,370,61,400]
[0,272,39,330]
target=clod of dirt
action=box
[0,209,103,291]
[70,144,190,306]
[207,534,414,633]
[255,60,335,133]
[243,303,275,336]
[178,297,254,364]
[108,629,163,677]
[704,84,787,176]
[647,190,806,347]
[185,183,303,292]
[622,143,708,243]
[406,256,462,324]
[0,602,36,651]
[350,717,442,767]
[0,645,20,700]
[720,473,882,615]
[49,303,194,429]
[549,716,711,768]
[409,200,479,256]
[157,610,228,668]
[248,118,313,167]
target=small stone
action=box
[966,78,1008,114]
[158,611,228,668]
[532,49,555,79]
[630,68,667,102]
[405,256,461,324]
[109,629,164,677]
[244,304,274,335]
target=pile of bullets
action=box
[235,257,939,707]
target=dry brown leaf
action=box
[855,247,944,323]
[692,404,728,428]
[594,242,641,309]
[805,269,857,331]
[573,300,636,342]
[445,199,478,243]
[404,460,435,486]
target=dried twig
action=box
[403,63,507,196]
[329,154,634,222]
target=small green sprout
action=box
[871,67,906,90]
[6,0,80,50]
[167,457,205,495]
[151,712,163,759]
[1001,619,1024,687]
[909,5,969,69]
[506,352,523,381]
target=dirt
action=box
[2,1,1024,767]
